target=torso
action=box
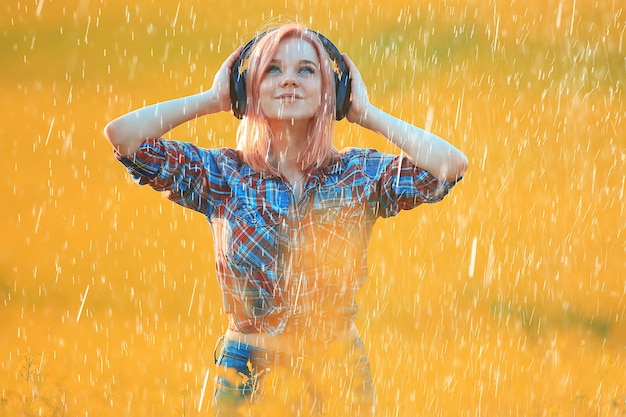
[120,141,454,349]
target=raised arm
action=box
[103,48,241,156]
[343,54,468,182]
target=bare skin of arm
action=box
[343,53,468,182]
[103,48,241,156]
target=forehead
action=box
[272,37,319,62]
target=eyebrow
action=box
[269,59,319,67]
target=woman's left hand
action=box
[342,53,372,125]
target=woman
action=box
[104,24,467,416]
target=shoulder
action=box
[337,147,378,166]
[149,140,249,177]
[166,143,242,168]
[337,147,393,178]
[210,147,243,165]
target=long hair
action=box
[235,24,339,174]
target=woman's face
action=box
[258,37,322,122]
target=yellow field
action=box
[1,0,624,415]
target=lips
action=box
[276,93,303,100]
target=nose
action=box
[279,70,299,87]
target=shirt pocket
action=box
[308,197,366,275]
[312,204,357,226]
[227,205,281,271]
[311,188,364,228]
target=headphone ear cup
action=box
[230,64,247,119]
[230,33,268,119]
[311,31,352,121]
[334,69,351,120]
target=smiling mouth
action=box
[276,94,302,101]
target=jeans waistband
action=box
[214,333,364,367]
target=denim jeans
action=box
[212,335,376,416]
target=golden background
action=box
[1,0,624,415]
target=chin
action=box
[272,111,315,122]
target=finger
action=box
[230,46,243,61]
[220,46,243,71]
[342,53,361,77]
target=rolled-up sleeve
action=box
[115,138,231,217]
[362,149,462,218]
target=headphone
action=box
[229,29,352,120]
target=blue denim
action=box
[212,336,376,416]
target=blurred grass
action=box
[2,0,625,416]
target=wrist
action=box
[196,90,223,115]
[356,104,381,130]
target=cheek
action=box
[259,78,277,94]
[258,81,274,108]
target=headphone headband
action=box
[229,29,351,120]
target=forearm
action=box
[359,105,468,182]
[104,90,221,156]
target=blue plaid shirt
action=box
[116,138,461,335]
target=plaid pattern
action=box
[116,139,460,335]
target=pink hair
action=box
[235,24,339,174]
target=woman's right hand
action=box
[208,46,243,113]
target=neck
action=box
[269,119,310,173]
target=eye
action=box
[299,65,316,74]
[266,65,281,74]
